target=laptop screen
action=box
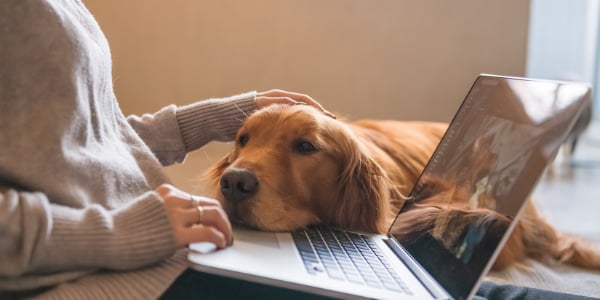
[388,75,591,300]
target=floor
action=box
[532,122,600,243]
[485,122,600,298]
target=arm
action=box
[0,185,176,277]
[0,2,177,278]
[127,89,334,167]
[0,1,232,282]
[127,92,256,166]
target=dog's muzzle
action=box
[220,168,259,203]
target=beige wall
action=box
[85,0,530,192]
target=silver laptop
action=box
[188,74,591,300]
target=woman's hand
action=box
[256,89,335,118]
[156,184,233,249]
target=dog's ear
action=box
[333,131,391,234]
[205,151,235,197]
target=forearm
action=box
[0,187,176,277]
[176,91,256,152]
[127,92,256,166]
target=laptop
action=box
[188,74,591,300]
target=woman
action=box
[0,0,332,299]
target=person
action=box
[0,1,333,299]
[1,1,595,300]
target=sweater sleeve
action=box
[0,186,176,278]
[126,92,257,166]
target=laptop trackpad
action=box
[233,226,280,249]
[189,226,280,254]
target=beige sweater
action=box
[0,0,255,298]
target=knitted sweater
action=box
[0,0,256,298]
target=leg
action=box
[475,281,599,300]
[160,268,335,300]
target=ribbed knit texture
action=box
[177,92,257,152]
[0,0,256,299]
[30,251,188,300]
[44,193,175,271]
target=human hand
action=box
[156,184,233,249]
[256,89,335,118]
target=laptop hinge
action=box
[385,238,451,300]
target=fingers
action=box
[156,184,191,208]
[198,207,232,246]
[157,183,233,248]
[191,195,221,208]
[178,226,228,249]
[173,206,233,243]
[169,206,233,248]
[256,89,336,119]
[156,184,221,208]
[258,89,316,105]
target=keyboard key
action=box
[326,269,345,280]
[292,226,412,294]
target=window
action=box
[527,0,599,126]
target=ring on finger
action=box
[196,206,205,224]
[190,195,199,209]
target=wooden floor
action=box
[532,122,600,242]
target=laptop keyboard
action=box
[292,226,412,294]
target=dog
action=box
[207,104,600,271]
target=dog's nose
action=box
[220,168,259,203]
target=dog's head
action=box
[208,104,394,233]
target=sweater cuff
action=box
[38,192,176,272]
[176,91,257,152]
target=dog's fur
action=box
[208,104,600,271]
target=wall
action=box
[85,0,530,192]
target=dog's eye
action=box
[294,140,318,154]
[238,134,249,147]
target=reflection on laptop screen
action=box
[389,75,591,299]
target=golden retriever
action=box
[207,104,600,271]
